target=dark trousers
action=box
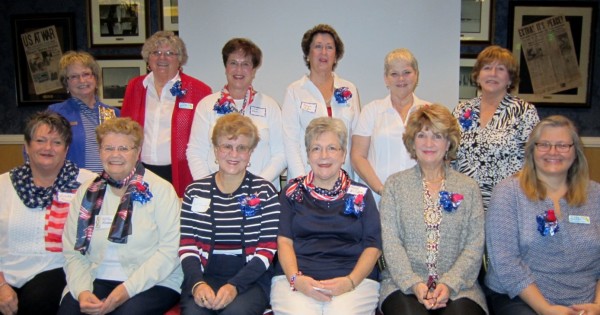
[12,267,65,315]
[382,290,485,315]
[57,279,179,315]
[143,163,172,183]
[486,289,536,315]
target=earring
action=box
[444,151,449,160]
[214,159,218,164]
[247,162,252,168]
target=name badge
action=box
[58,192,75,203]
[249,106,266,117]
[95,215,114,230]
[179,102,194,109]
[70,121,78,126]
[568,215,590,224]
[347,185,368,196]
[191,197,210,213]
[300,102,317,113]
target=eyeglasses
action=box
[101,145,137,154]
[217,144,251,155]
[226,60,253,70]
[67,71,94,82]
[309,145,343,155]
[534,142,574,153]
[149,50,180,58]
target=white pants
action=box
[270,275,380,315]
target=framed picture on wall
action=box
[460,0,492,42]
[509,1,596,107]
[88,0,149,47]
[11,13,76,107]
[459,56,480,101]
[160,0,179,32]
[97,58,147,107]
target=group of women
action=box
[0,23,598,315]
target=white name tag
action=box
[58,192,75,203]
[179,102,194,109]
[347,185,368,196]
[249,106,266,117]
[95,215,114,230]
[191,197,210,213]
[568,215,590,224]
[300,102,317,113]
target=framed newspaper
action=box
[160,0,179,33]
[460,0,492,42]
[97,58,147,107]
[509,2,596,107]
[88,0,149,47]
[11,13,76,107]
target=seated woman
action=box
[179,113,280,315]
[379,104,487,315]
[485,115,600,315]
[271,117,382,315]
[0,111,96,315]
[59,117,182,314]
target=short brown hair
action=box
[24,110,72,147]
[301,24,344,70]
[472,45,519,92]
[211,113,260,150]
[222,38,262,69]
[403,104,460,161]
[96,117,144,149]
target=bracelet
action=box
[191,281,207,295]
[346,276,356,291]
[289,271,303,291]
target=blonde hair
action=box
[211,113,260,149]
[402,104,460,161]
[518,115,588,206]
[59,51,101,89]
[384,48,419,76]
[96,117,143,149]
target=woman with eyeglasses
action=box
[485,115,600,315]
[0,111,96,315]
[187,38,285,190]
[179,113,280,315]
[121,30,212,197]
[59,117,183,314]
[271,117,381,315]
[48,51,119,173]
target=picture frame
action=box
[11,13,76,107]
[509,1,596,107]
[88,0,149,47]
[461,0,492,42]
[159,0,179,32]
[97,58,147,107]
[459,56,480,101]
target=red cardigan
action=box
[121,72,211,197]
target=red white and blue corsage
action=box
[170,80,187,98]
[439,191,463,212]
[458,108,474,130]
[239,194,261,217]
[213,95,236,114]
[334,87,352,105]
[344,193,365,218]
[536,209,559,236]
[131,181,153,204]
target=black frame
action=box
[88,0,149,47]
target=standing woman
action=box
[282,24,360,180]
[352,48,429,201]
[187,38,286,190]
[452,45,539,209]
[121,30,212,197]
[49,51,119,173]
[0,111,96,315]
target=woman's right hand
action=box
[0,284,18,315]
[411,282,434,309]
[77,290,103,315]
[193,282,216,309]
[294,275,332,302]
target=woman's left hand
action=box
[212,284,237,310]
[572,303,600,315]
[98,284,130,314]
[319,276,354,296]
[429,283,450,310]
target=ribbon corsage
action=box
[334,87,352,105]
[170,80,187,98]
[536,209,559,236]
[131,181,153,204]
[239,194,261,217]
[458,108,474,130]
[213,95,236,114]
[343,193,364,218]
[439,191,463,212]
